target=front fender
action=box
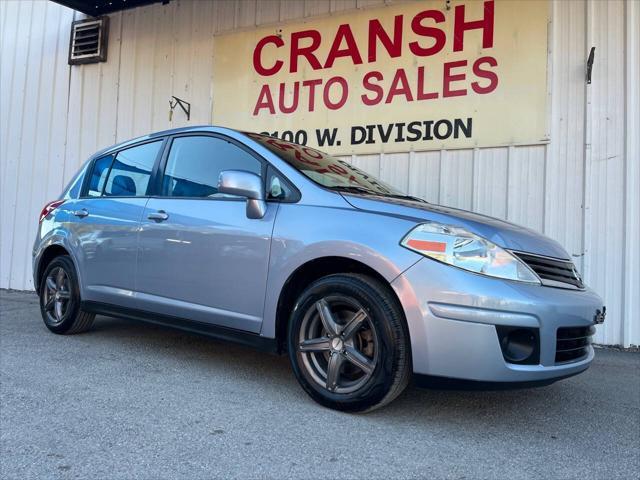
[260,203,422,338]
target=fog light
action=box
[495,326,540,365]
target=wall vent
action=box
[68,17,109,65]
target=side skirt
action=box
[81,301,279,354]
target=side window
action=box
[162,136,261,198]
[87,154,114,197]
[103,141,162,197]
[266,166,295,201]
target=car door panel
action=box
[71,197,149,306]
[136,199,277,332]
[134,134,275,333]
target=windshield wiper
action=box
[331,186,428,203]
[382,193,428,203]
[330,185,377,195]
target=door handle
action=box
[73,209,89,218]
[147,210,169,222]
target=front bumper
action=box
[391,258,604,383]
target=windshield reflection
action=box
[244,132,403,196]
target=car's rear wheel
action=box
[39,255,94,334]
[287,273,411,412]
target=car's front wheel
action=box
[287,273,411,412]
[39,255,95,334]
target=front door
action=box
[136,135,276,333]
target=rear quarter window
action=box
[103,142,162,197]
[84,141,163,198]
[87,154,114,197]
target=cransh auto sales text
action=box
[251,0,498,115]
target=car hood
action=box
[341,194,570,260]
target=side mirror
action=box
[217,170,266,219]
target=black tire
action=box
[287,273,411,412]
[38,255,95,334]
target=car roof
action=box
[92,125,241,158]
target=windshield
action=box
[244,132,404,196]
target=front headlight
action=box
[400,222,540,283]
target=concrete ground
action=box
[1,290,638,480]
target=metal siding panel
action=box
[0,1,5,41]
[132,7,157,136]
[545,0,586,265]
[1,0,34,289]
[305,0,332,18]
[255,0,281,25]
[356,0,386,8]
[189,1,215,125]
[46,7,74,215]
[115,8,138,141]
[150,3,175,132]
[31,3,63,222]
[439,149,473,210]
[78,65,101,171]
[585,0,626,345]
[330,0,358,13]
[171,1,214,126]
[0,0,19,286]
[279,0,305,22]
[623,0,640,346]
[473,147,508,219]
[236,0,257,28]
[95,12,122,153]
[64,10,94,180]
[380,152,409,193]
[213,0,237,34]
[171,1,195,128]
[19,2,71,290]
[1,1,73,290]
[408,150,441,204]
[10,0,47,289]
[507,145,545,232]
[0,1,20,185]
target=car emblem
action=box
[594,307,606,324]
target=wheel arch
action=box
[273,256,405,353]
[35,244,73,293]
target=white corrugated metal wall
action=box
[0,0,638,346]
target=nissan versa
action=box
[33,126,606,412]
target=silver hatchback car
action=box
[33,126,605,412]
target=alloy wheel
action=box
[297,295,378,394]
[42,267,71,325]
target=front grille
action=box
[556,325,595,363]
[513,252,584,289]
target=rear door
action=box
[136,134,277,333]
[70,140,164,307]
